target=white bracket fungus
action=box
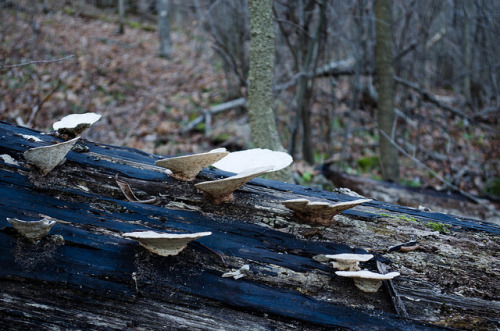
[0,154,19,166]
[324,253,374,271]
[122,230,212,256]
[53,112,101,137]
[23,136,80,175]
[222,264,250,280]
[7,216,57,242]
[282,198,372,226]
[155,148,229,181]
[212,148,292,174]
[335,270,400,293]
[194,166,272,204]
[193,148,293,204]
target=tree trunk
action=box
[374,0,399,182]
[117,0,125,35]
[286,1,325,165]
[462,1,472,102]
[0,122,498,330]
[158,0,172,59]
[247,0,292,182]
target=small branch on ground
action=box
[393,76,469,120]
[0,55,75,71]
[27,79,63,127]
[394,76,500,135]
[182,98,247,135]
[379,130,500,218]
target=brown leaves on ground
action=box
[1,5,499,204]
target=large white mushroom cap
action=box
[53,113,101,136]
[212,148,292,174]
[325,253,374,271]
[155,148,229,181]
[335,270,400,292]
[195,166,272,204]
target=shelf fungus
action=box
[222,264,250,280]
[282,198,372,226]
[335,270,400,293]
[194,148,293,204]
[195,166,272,204]
[324,253,374,271]
[23,136,80,175]
[53,112,102,138]
[155,148,229,181]
[212,148,293,174]
[122,230,212,256]
[7,216,57,242]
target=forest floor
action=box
[1,3,499,223]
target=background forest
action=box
[1,0,499,221]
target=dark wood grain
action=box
[0,121,498,330]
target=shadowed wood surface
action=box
[0,121,498,330]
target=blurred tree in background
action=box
[1,0,499,200]
[375,0,399,182]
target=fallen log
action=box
[322,165,500,225]
[0,121,498,330]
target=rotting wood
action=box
[0,121,498,330]
[322,166,500,225]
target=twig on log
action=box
[376,260,410,321]
[192,242,227,268]
[115,174,159,204]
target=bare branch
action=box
[0,55,75,71]
[393,76,469,119]
[181,98,247,134]
[27,79,63,127]
[379,129,500,218]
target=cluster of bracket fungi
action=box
[7,112,400,292]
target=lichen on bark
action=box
[247,0,293,183]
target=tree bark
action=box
[0,122,498,330]
[117,0,125,35]
[247,0,292,182]
[462,1,472,101]
[158,0,172,59]
[375,0,399,182]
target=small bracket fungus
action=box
[53,112,102,137]
[7,217,57,242]
[122,231,212,256]
[324,253,374,271]
[155,148,229,181]
[23,136,80,175]
[222,264,250,280]
[212,148,292,174]
[282,198,372,226]
[335,270,400,293]
[194,166,272,204]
